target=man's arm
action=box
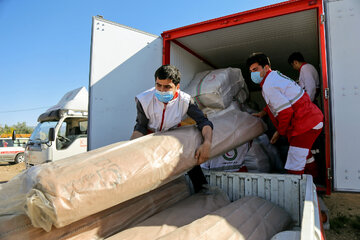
[187,100,213,164]
[194,125,212,164]
[130,131,144,140]
[131,99,149,140]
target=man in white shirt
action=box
[288,52,320,102]
[131,65,213,192]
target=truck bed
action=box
[199,171,322,240]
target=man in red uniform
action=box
[247,53,323,176]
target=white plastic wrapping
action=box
[184,67,244,109]
[235,83,249,104]
[244,134,283,173]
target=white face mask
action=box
[251,71,263,84]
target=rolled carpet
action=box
[0,177,190,240]
[157,196,292,240]
[0,107,265,231]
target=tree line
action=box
[0,122,34,135]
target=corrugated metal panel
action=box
[176,9,319,78]
[203,171,306,227]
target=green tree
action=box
[0,122,33,134]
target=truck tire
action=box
[15,153,25,164]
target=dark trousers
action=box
[187,165,208,193]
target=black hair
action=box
[154,65,181,86]
[246,52,271,69]
[288,52,305,65]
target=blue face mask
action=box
[155,90,174,103]
[251,71,263,84]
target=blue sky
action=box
[0,0,284,127]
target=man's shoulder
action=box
[179,90,191,102]
[136,87,155,102]
[302,63,317,73]
[263,71,295,91]
[264,71,289,85]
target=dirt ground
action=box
[322,192,360,240]
[0,161,26,182]
[0,162,359,239]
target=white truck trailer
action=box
[87,0,360,238]
[25,87,88,166]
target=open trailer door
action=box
[325,0,360,192]
[89,16,162,150]
[161,0,332,194]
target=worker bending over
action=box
[247,53,323,177]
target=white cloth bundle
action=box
[201,143,249,172]
[184,67,244,109]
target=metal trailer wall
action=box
[89,17,162,150]
[88,18,210,150]
[325,0,360,192]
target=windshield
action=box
[30,121,58,142]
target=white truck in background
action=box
[25,87,88,166]
[87,0,359,238]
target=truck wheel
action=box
[15,153,25,164]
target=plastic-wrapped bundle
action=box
[0,106,265,232]
[235,83,249,104]
[201,143,249,172]
[184,67,244,109]
[0,177,190,240]
[107,186,230,240]
[156,196,292,240]
[244,134,283,173]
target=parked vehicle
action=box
[86,0,358,238]
[25,87,88,166]
[0,138,29,163]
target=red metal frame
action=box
[317,1,332,196]
[161,0,319,41]
[161,0,331,196]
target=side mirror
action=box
[48,128,55,142]
[12,130,16,141]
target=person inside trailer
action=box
[247,53,323,177]
[288,52,320,103]
[130,65,213,192]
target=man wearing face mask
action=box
[246,53,323,177]
[131,65,213,192]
